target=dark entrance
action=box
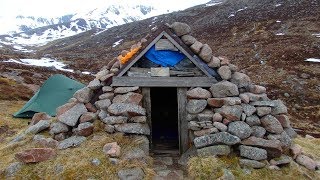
[151,88,179,155]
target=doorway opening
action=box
[151,87,179,155]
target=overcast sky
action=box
[0,0,209,18]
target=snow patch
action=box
[275,4,282,7]
[112,39,123,47]
[305,58,320,63]
[236,7,248,12]
[312,33,320,38]
[206,2,223,7]
[3,58,74,72]
[228,14,235,18]
[82,71,91,75]
[275,33,285,36]
[13,45,33,52]
[276,20,281,23]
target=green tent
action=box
[14,74,85,118]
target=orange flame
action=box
[119,47,141,64]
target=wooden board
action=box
[141,88,152,147]
[112,77,217,87]
[177,88,188,154]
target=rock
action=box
[58,136,86,149]
[218,66,232,80]
[100,73,115,81]
[208,56,221,68]
[54,133,67,141]
[268,131,292,149]
[197,113,213,122]
[228,64,238,72]
[170,22,191,36]
[5,162,22,177]
[228,121,252,139]
[74,122,94,137]
[239,94,250,104]
[79,112,96,123]
[99,93,114,100]
[85,103,97,113]
[214,105,243,121]
[241,104,256,116]
[33,135,59,148]
[186,100,207,114]
[58,103,87,127]
[25,120,50,134]
[94,99,111,110]
[114,86,139,94]
[212,113,223,122]
[68,97,77,103]
[305,134,315,139]
[250,101,277,107]
[96,69,109,80]
[251,126,266,138]
[105,124,115,133]
[118,167,145,180]
[123,147,146,160]
[103,142,121,157]
[91,158,101,166]
[207,97,241,108]
[245,115,261,126]
[31,112,51,125]
[197,145,231,156]
[134,136,149,155]
[114,123,150,135]
[194,128,218,136]
[219,56,230,65]
[271,100,288,115]
[178,147,197,166]
[239,159,266,169]
[290,144,302,159]
[230,72,251,88]
[241,113,246,121]
[155,39,178,51]
[87,79,101,90]
[256,107,272,117]
[284,127,297,138]
[15,148,56,163]
[221,169,235,180]
[284,93,290,98]
[193,132,241,148]
[102,116,127,125]
[98,109,108,120]
[210,81,239,98]
[130,116,147,123]
[199,44,212,63]
[155,157,173,166]
[102,86,114,92]
[239,145,267,160]
[248,85,266,94]
[270,155,292,166]
[109,158,119,165]
[241,93,268,102]
[73,87,93,103]
[275,115,290,128]
[181,35,196,45]
[113,92,143,105]
[108,103,146,116]
[187,87,211,99]
[188,121,201,131]
[268,165,280,170]
[241,136,283,158]
[213,122,227,132]
[296,155,317,170]
[260,115,284,134]
[190,41,203,54]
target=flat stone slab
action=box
[194,132,241,148]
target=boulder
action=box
[94,99,111,110]
[190,41,203,54]
[58,103,87,127]
[251,126,266,138]
[194,128,218,137]
[241,136,283,158]
[250,100,277,107]
[98,109,108,120]
[15,148,56,163]
[213,122,227,132]
[103,142,121,157]
[207,97,241,108]
[208,56,221,68]
[218,66,232,80]
[87,79,101,90]
[25,120,50,134]
[73,87,93,103]
[105,124,115,133]
[199,44,212,63]
[96,69,109,80]
[130,116,147,123]
[100,73,115,82]
[256,107,272,117]
[296,155,317,170]
[197,145,231,156]
[114,123,150,135]
[113,92,143,105]
[33,135,59,148]
[188,121,201,131]
[123,147,146,161]
[260,115,284,134]
[241,93,268,102]
[284,127,297,138]
[271,100,288,115]
[99,93,114,100]
[197,113,213,122]
[118,167,145,180]
[108,103,146,116]
[49,122,69,135]
[181,35,196,45]
[230,72,251,88]
[169,22,191,36]
[54,133,67,141]
[245,115,261,126]
[102,86,114,92]
[228,121,252,139]
[79,112,96,123]
[74,122,94,137]
[57,136,86,149]
[239,159,266,169]
[248,85,266,94]
[267,131,292,149]
[212,113,223,122]
[214,105,243,121]
[30,112,51,125]
[85,103,97,113]
[275,115,290,128]
[242,104,256,116]
[239,145,267,160]
[290,144,302,159]
[5,162,22,177]
[186,87,212,99]
[155,39,178,51]
[210,81,239,98]
[102,116,127,125]
[219,56,230,65]
[114,86,139,94]
[193,132,241,148]
[270,155,292,166]
[186,100,207,114]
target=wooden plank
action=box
[112,77,217,87]
[141,88,152,148]
[178,88,188,154]
[117,31,165,77]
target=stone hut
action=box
[55,22,297,162]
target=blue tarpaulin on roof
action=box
[145,45,186,67]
